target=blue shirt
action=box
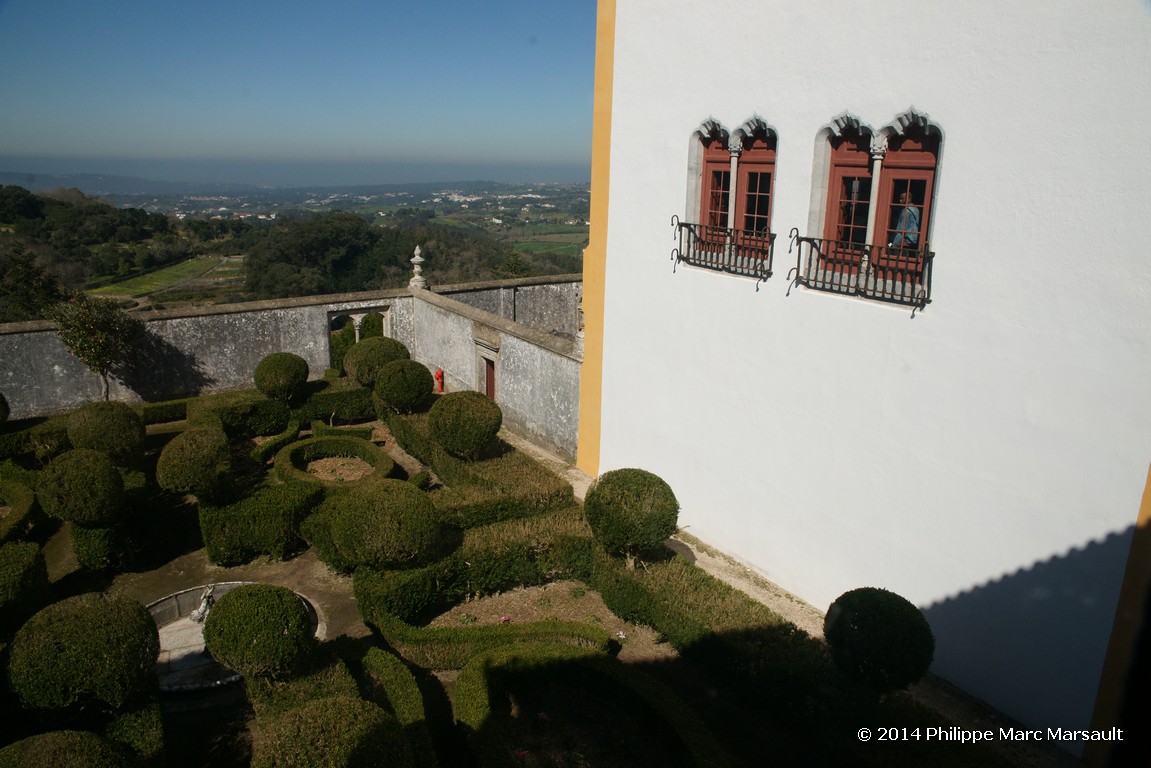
[892,205,920,247]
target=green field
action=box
[89,257,223,297]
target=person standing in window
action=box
[890,191,920,252]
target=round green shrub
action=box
[156,427,231,501]
[0,478,40,545]
[312,479,441,571]
[373,359,434,415]
[0,391,8,425]
[824,587,935,694]
[37,448,125,526]
[0,730,126,768]
[427,390,503,459]
[343,336,410,388]
[252,695,412,768]
[584,468,680,558]
[254,352,310,402]
[7,592,159,711]
[0,541,50,635]
[66,401,145,465]
[203,584,315,679]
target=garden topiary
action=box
[0,730,126,768]
[307,478,441,571]
[251,694,413,768]
[7,592,160,711]
[156,427,232,501]
[373,359,434,415]
[0,391,8,425]
[583,468,680,562]
[427,390,502,460]
[66,400,145,465]
[343,336,410,388]
[37,448,125,527]
[824,586,935,694]
[254,352,310,403]
[69,524,121,572]
[203,584,315,679]
[0,541,50,636]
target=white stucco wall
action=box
[596,0,1151,742]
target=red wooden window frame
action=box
[700,137,731,230]
[734,134,777,239]
[822,132,872,273]
[873,130,938,275]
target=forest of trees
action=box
[0,185,577,323]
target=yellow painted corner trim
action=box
[576,0,615,477]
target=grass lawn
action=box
[89,256,222,297]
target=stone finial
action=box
[409,245,427,289]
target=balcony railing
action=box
[671,218,775,286]
[788,229,933,309]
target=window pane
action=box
[836,176,870,245]
[886,178,926,249]
[705,170,730,228]
[742,171,772,234]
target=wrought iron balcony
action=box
[671,218,775,286]
[787,229,933,309]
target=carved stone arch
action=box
[878,106,944,144]
[808,112,875,237]
[686,118,732,224]
[731,115,778,151]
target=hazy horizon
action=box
[0,155,592,189]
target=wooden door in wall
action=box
[484,358,495,399]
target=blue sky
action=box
[0,0,596,186]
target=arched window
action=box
[677,116,777,282]
[797,108,942,307]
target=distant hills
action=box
[0,170,533,199]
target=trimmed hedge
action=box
[824,587,935,694]
[274,435,394,489]
[203,584,315,679]
[251,695,413,768]
[156,427,231,501]
[428,391,502,460]
[343,336,410,388]
[138,398,188,425]
[199,483,324,565]
[0,731,126,768]
[310,420,374,441]
[70,524,121,572]
[104,696,166,767]
[387,412,572,528]
[187,390,290,438]
[37,448,125,527]
[360,648,439,768]
[255,352,310,403]
[0,479,40,544]
[307,479,441,572]
[292,380,375,424]
[454,643,731,768]
[250,419,301,464]
[67,401,146,465]
[583,468,680,558]
[0,541,50,637]
[8,592,160,711]
[373,359,434,415]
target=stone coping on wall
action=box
[412,286,581,361]
[146,581,322,692]
[0,274,582,335]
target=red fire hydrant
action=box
[434,368,444,393]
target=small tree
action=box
[824,587,935,695]
[48,291,143,400]
[254,352,310,403]
[583,468,679,566]
[427,391,502,460]
[203,584,315,679]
